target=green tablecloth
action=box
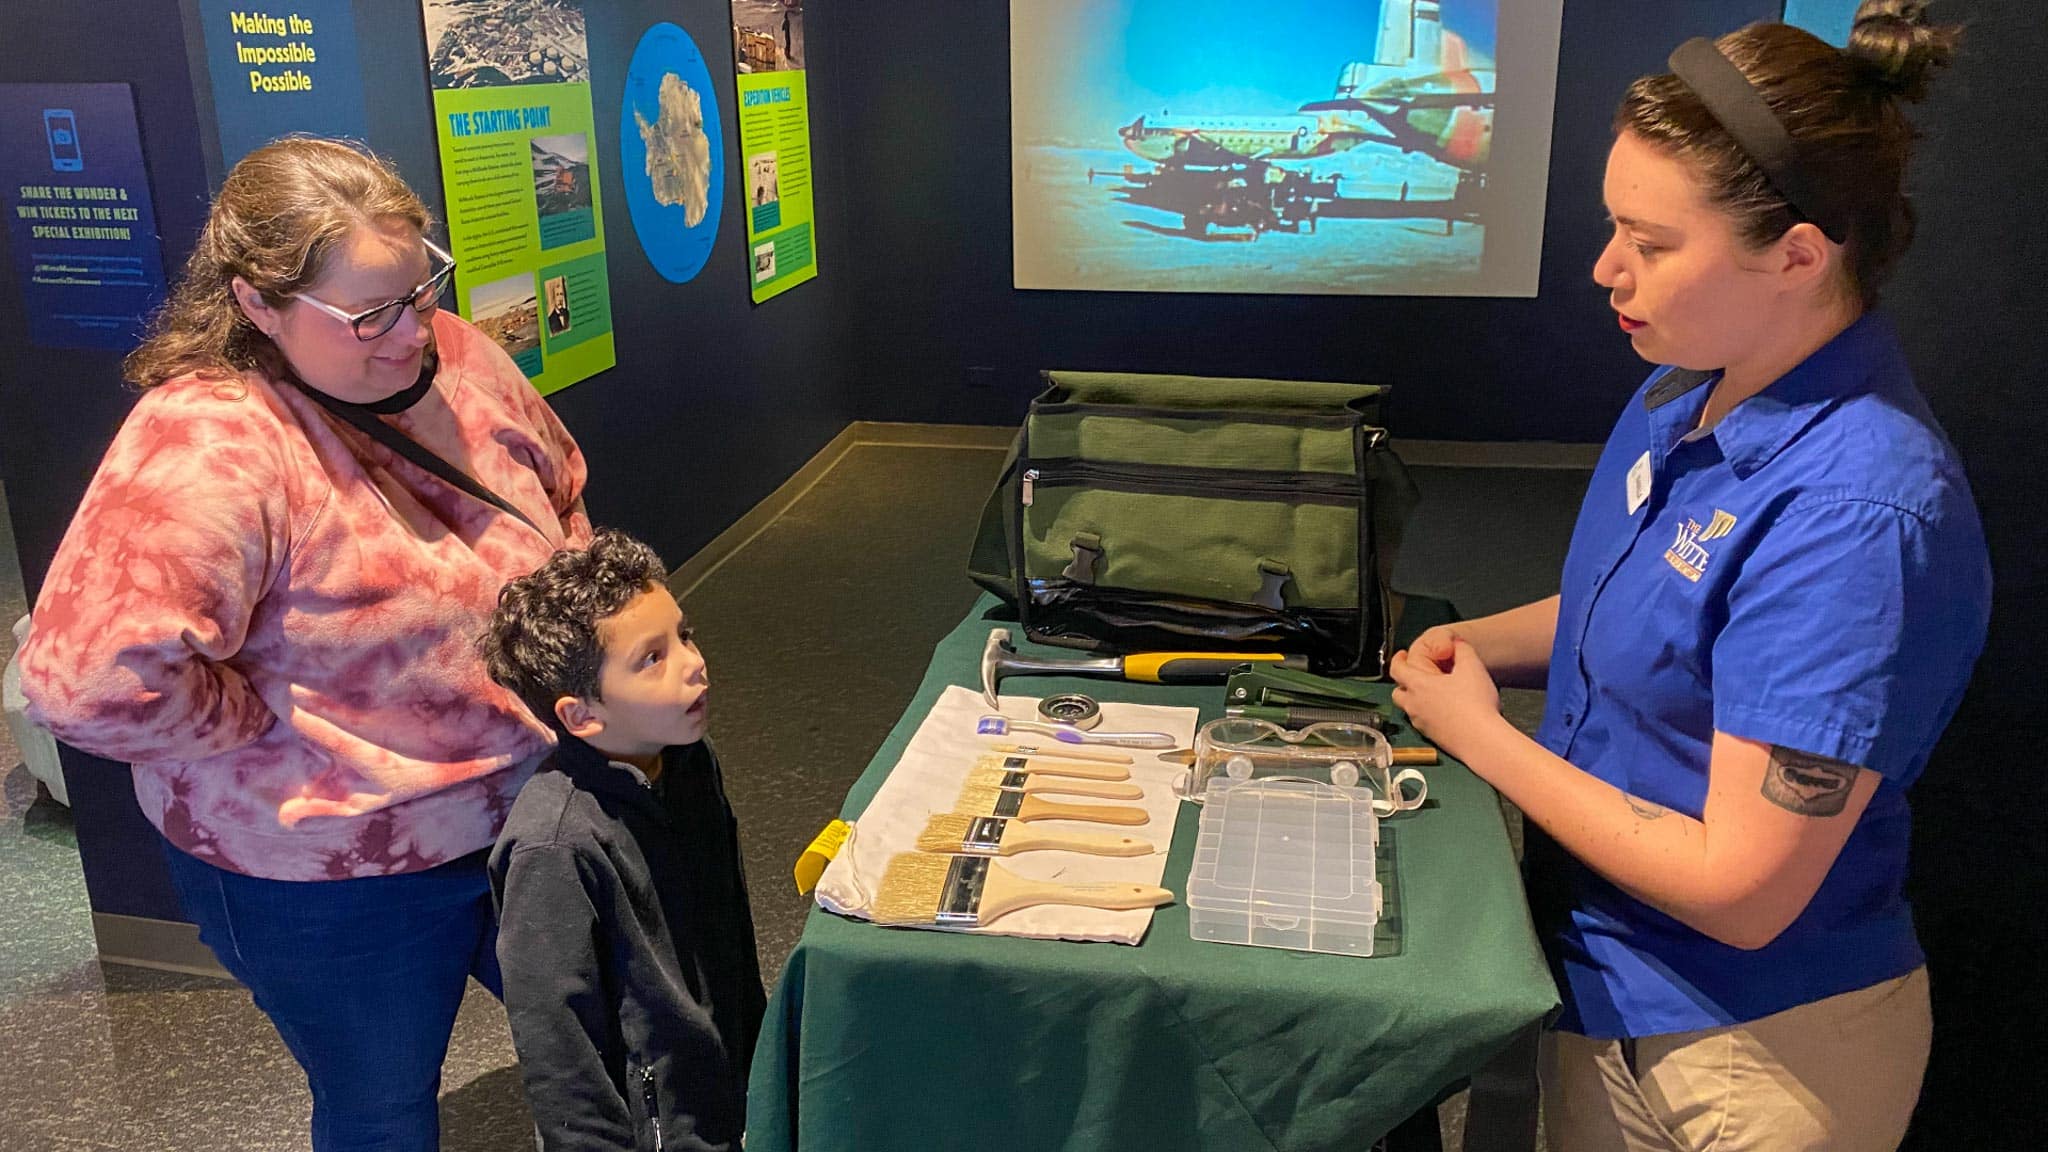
[746,599,1558,1151]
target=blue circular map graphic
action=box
[620,23,725,284]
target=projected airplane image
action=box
[1098,0,1493,238]
[1012,0,1558,296]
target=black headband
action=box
[1667,38,1847,243]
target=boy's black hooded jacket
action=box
[490,733,765,1152]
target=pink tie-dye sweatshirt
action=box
[21,311,593,881]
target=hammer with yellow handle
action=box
[980,628,1303,708]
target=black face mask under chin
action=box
[291,345,438,414]
[354,359,436,414]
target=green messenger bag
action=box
[968,370,1416,677]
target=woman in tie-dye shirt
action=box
[21,138,591,1151]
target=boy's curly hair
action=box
[482,529,672,723]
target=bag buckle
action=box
[1063,533,1104,584]
[1253,558,1293,611]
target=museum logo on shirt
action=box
[1664,510,1737,582]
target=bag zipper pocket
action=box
[1022,458,1360,507]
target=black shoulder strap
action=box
[295,383,548,538]
[1644,367,1716,412]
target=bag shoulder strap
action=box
[295,384,547,538]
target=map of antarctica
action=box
[619,22,725,283]
[636,73,712,227]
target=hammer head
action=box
[981,628,1015,709]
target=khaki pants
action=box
[1540,967,1930,1152]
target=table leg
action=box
[1459,1023,1542,1152]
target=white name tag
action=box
[1626,452,1652,516]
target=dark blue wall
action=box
[1862,3,2048,1144]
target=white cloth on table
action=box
[815,684,1195,944]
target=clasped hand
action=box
[1388,626,1504,760]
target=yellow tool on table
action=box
[980,628,1301,708]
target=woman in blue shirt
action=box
[1389,4,1989,1149]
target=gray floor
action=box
[678,444,1006,976]
[0,450,1588,1150]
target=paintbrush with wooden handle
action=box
[915,813,1154,858]
[872,852,1172,927]
[971,753,1132,781]
[979,742,1134,765]
[952,785,1152,826]
[961,764,1142,801]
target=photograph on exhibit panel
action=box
[1012,0,1563,297]
[531,133,594,220]
[543,274,571,335]
[733,0,805,73]
[470,271,541,364]
[424,0,590,89]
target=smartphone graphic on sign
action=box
[44,109,83,172]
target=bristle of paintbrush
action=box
[956,780,1006,814]
[872,852,963,924]
[914,813,980,853]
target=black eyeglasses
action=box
[294,237,458,341]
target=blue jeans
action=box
[161,838,503,1152]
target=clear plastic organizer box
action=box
[1185,776,1383,956]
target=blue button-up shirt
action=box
[1531,313,1990,1038]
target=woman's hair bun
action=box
[1846,0,1961,103]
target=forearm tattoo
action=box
[1760,746,1861,817]
[1626,796,1670,820]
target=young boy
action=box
[482,529,764,1152]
